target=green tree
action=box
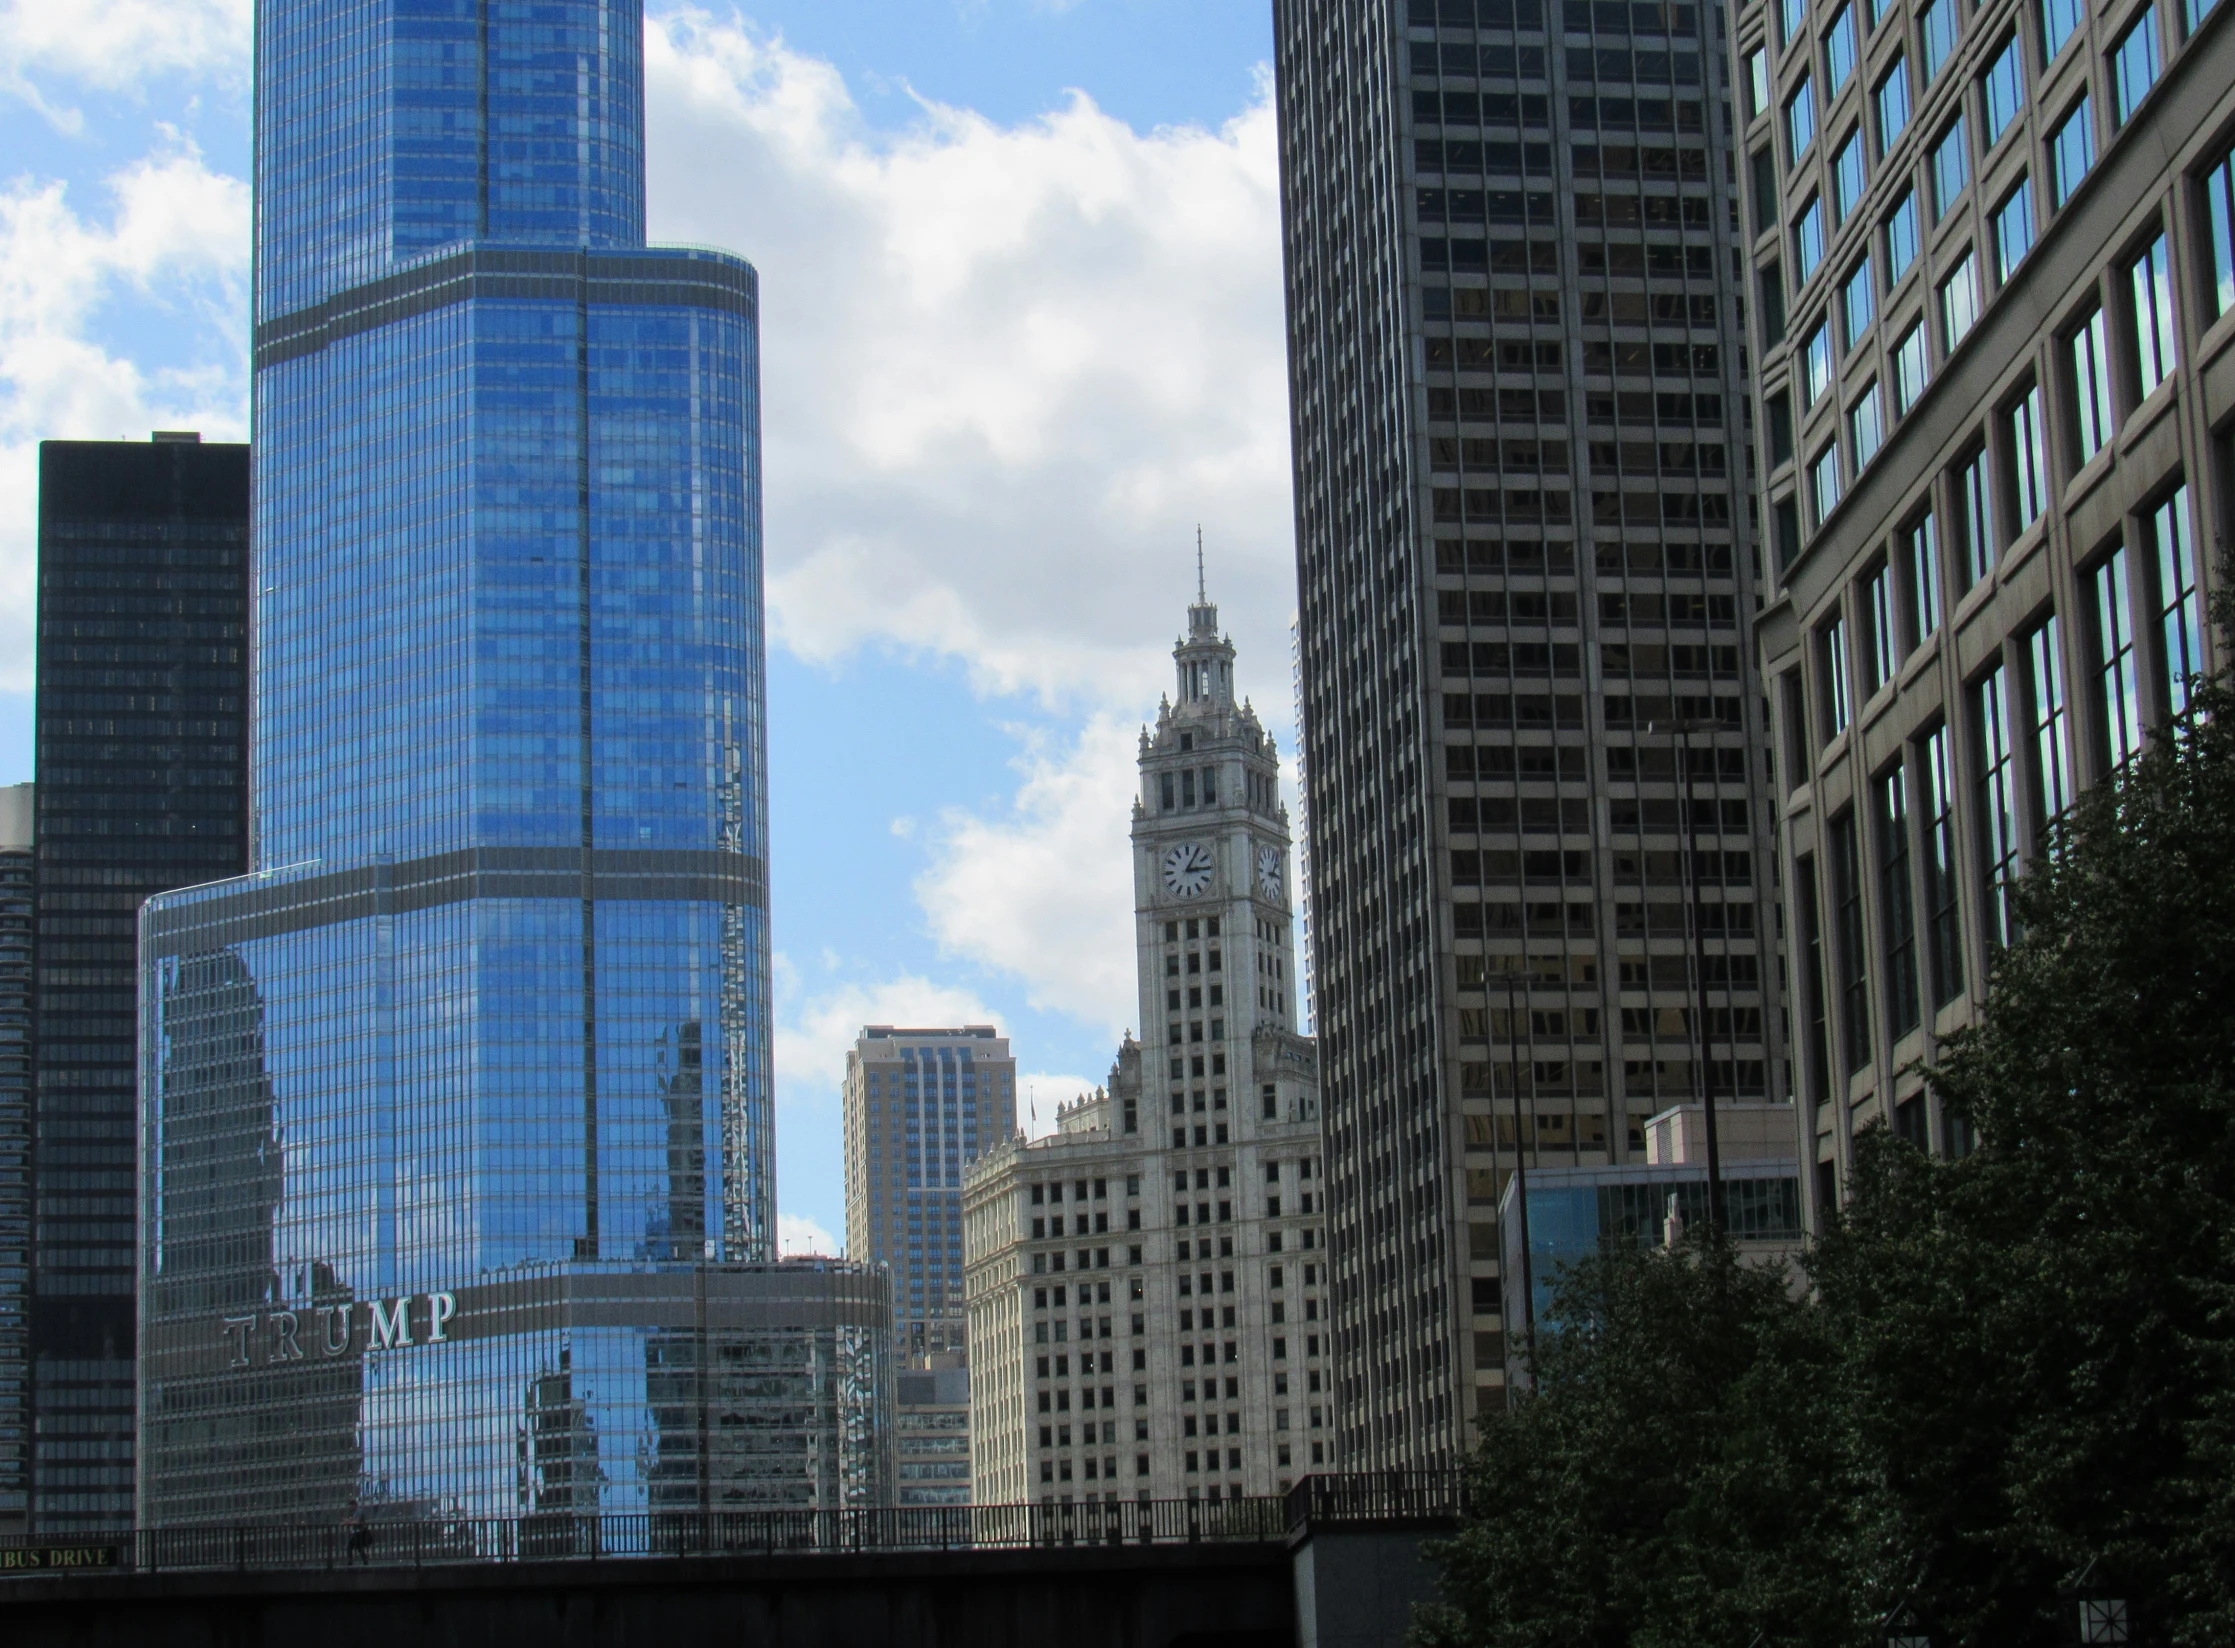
[1811,659,2235,1646]
[1419,654,2235,1646]
[1413,1233,1871,1648]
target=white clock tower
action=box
[962,570,1327,1508]
[1131,581,1307,1133]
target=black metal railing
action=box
[1,1497,1290,1577]
[1282,1470,1469,1530]
[0,1473,1474,1579]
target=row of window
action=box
[1804,187,2202,534]
[1798,484,2203,1081]
[1763,0,2229,530]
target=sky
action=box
[0,0,1301,1258]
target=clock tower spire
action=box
[1131,572,1311,1139]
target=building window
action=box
[1920,724,1966,1006]
[1921,0,1958,79]
[1981,37,2024,145]
[1931,119,1969,220]
[2152,485,2204,718]
[1976,664,2021,950]
[1788,77,1818,160]
[1907,513,1943,643]
[2070,305,2114,462]
[1798,855,1833,1103]
[1783,0,1809,44]
[2184,0,2221,33]
[1746,47,1772,117]
[1993,178,2035,282]
[2009,383,2049,530]
[2093,548,2143,772]
[1843,258,1875,346]
[1825,4,1858,87]
[1892,320,1930,415]
[2041,0,2084,58]
[2112,9,2160,128]
[1850,381,1886,471]
[1877,55,1912,146]
[2132,233,2177,397]
[1957,443,1994,586]
[1940,251,1979,349]
[2048,97,2094,208]
[1829,812,1872,1075]
[1877,766,1922,1039]
[2206,143,2235,320]
[1804,318,1835,406]
[1864,561,1900,690]
[1811,442,1844,526]
[1821,612,1854,735]
[1833,130,1866,221]
[1885,189,1920,278]
[2027,616,2073,834]
[1795,196,1827,283]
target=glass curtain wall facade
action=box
[34,439,252,1535]
[1748,0,2231,1212]
[134,0,810,1528]
[1274,0,1783,1468]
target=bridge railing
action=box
[6,1496,1291,1576]
[1282,1469,1469,1529]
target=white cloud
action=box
[915,713,1143,1037]
[0,0,249,114]
[1017,1071,1102,1139]
[0,140,250,691]
[643,9,1296,714]
[771,964,1007,1111]
[777,1212,838,1256]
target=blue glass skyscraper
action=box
[136,1,886,1526]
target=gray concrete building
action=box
[0,784,30,1535]
[1274,0,1787,1469]
[963,591,1327,1506]
[1739,0,2232,1215]
[842,1025,1016,1363]
[893,1359,972,1506]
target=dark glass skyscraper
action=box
[133,1,841,1528]
[0,783,31,1535]
[1276,0,1785,1467]
[32,438,251,1535]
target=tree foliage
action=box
[1418,654,2235,1647]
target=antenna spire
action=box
[1196,526,1206,603]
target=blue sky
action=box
[0,0,1299,1254]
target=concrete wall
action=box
[1292,1528,1447,1648]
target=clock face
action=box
[1255,844,1283,899]
[1161,841,1215,900]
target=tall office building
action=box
[1274,0,1785,1466]
[32,438,251,1535]
[132,0,848,1527]
[842,1025,1017,1364]
[964,591,1326,1506]
[0,783,31,1534]
[1743,0,2230,1210]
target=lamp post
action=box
[1649,715,1726,1235]
[1879,1599,1936,1647]
[1486,970,1535,1390]
[2063,1559,2135,1644]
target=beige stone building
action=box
[964,588,1327,1505]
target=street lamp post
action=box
[1652,716,1726,1235]
[1487,970,1535,1390]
